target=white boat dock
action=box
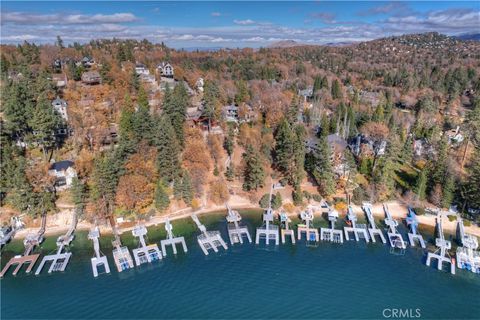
[320,204,343,243]
[383,204,406,250]
[426,211,455,274]
[111,225,134,272]
[225,204,252,245]
[362,202,386,244]
[191,214,228,255]
[132,225,162,266]
[160,218,188,256]
[255,207,279,245]
[35,211,77,275]
[406,207,426,248]
[297,209,319,243]
[0,214,46,278]
[344,206,369,242]
[280,211,295,244]
[456,215,480,274]
[88,227,111,277]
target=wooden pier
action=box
[225,204,252,245]
[132,225,162,266]
[280,211,295,244]
[35,211,76,275]
[192,214,228,255]
[362,202,386,244]
[88,227,111,277]
[297,209,319,244]
[320,205,344,243]
[344,206,369,243]
[160,218,188,256]
[0,214,46,278]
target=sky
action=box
[1,1,479,48]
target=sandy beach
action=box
[7,196,480,239]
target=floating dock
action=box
[344,206,369,242]
[35,211,77,275]
[362,202,386,244]
[280,211,295,244]
[88,227,111,277]
[383,204,406,250]
[0,214,46,278]
[426,211,455,274]
[160,218,187,256]
[225,204,252,245]
[320,204,343,243]
[191,214,228,255]
[456,216,480,274]
[255,207,279,245]
[132,225,162,266]
[297,209,319,244]
[406,207,426,248]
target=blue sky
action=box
[1,1,479,47]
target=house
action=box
[52,58,62,71]
[445,126,464,145]
[135,63,150,75]
[52,74,67,88]
[223,105,239,122]
[157,62,174,78]
[413,138,435,158]
[349,134,387,158]
[222,104,255,123]
[81,71,101,85]
[79,56,95,68]
[51,97,68,121]
[48,160,77,190]
[298,86,314,102]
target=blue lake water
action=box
[1,211,479,319]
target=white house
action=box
[157,62,174,78]
[135,63,150,75]
[49,160,77,190]
[52,97,68,121]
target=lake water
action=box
[1,210,479,319]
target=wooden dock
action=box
[0,254,40,277]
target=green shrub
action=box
[312,194,322,202]
[463,220,472,227]
[448,215,456,222]
[414,207,425,215]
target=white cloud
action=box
[1,12,137,25]
[211,12,221,17]
[233,19,256,25]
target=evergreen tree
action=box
[91,153,119,215]
[29,96,62,160]
[224,126,235,156]
[70,177,87,216]
[331,79,342,100]
[225,163,234,181]
[163,82,188,145]
[155,115,180,182]
[242,145,265,191]
[202,80,220,131]
[415,167,428,200]
[464,147,480,212]
[181,171,193,204]
[274,119,305,186]
[154,180,170,212]
[272,192,283,210]
[441,174,455,209]
[133,86,154,143]
[309,135,335,196]
[372,104,385,123]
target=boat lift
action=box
[406,207,426,248]
[131,225,162,266]
[279,211,295,244]
[111,223,134,272]
[344,206,369,242]
[297,208,319,244]
[426,211,455,274]
[255,182,281,245]
[88,226,111,277]
[191,214,228,255]
[362,202,386,244]
[320,204,344,243]
[35,211,77,275]
[0,213,46,277]
[456,216,480,274]
[225,204,252,245]
[160,218,188,256]
[383,204,406,250]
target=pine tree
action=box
[181,171,193,204]
[372,104,385,123]
[155,115,180,182]
[331,79,342,100]
[202,80,220,131]
[163,83,188,145]
[29,96,62,160]
[70,177,87,216]
[225,163,234,181]
[224,126,234,156]
[272,192,283,210]
[464,147,480,212]
[415,167,428,200]
[310,135,335,196]
[242,145,265,191]
[441,174,455,209]
[154,180,170,212]
[133,86,154,143]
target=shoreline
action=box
[8,200,480,240]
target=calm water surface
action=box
[1,210,479,319]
